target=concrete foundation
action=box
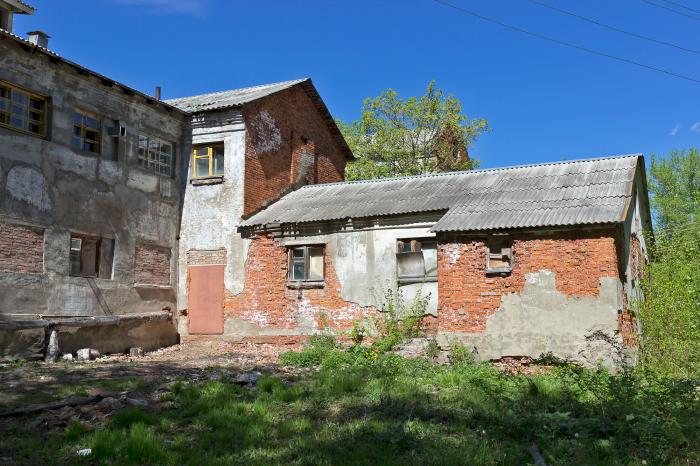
[0,312,177,361]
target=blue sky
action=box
[16,0,700,168]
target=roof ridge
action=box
[165,78,309,103]
[297,153,642,190]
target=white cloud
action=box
[691,122,700,133]
[669,124,679,137]
[113,0,208,16]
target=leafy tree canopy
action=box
[338,81,489,181]
[649,148,699,230]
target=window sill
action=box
[286,281,325,289]
[134,283,172,289]
[191,176,224,186]
[486,268,512,276]
[397,277,438,285]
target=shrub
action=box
[426,339,440,360]
[448,340,475,365]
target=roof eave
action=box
[0,29,189,116]
[4,0,34,14]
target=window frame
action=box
[396,238,438,284]
[72,109,102,155]
[137,132,176,177]
[485,238,513,274]
[69,234,101,278]
[0,81,47,138]
[192,144,225,179]
[287,245,325,284]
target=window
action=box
[0,82,46,136]
[138,133,175,176]
[396,239,437,283]
[192,144,224,178]
[486,238,513,273]
[288,246,324,282]
[69,234,114,279]
[72,110,101,154]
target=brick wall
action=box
[0,220,44,273]
[224,234,372,331]
[186,248,227,266]
[242,85,347,217]
[134,244,171,286]
[438,229,622,333]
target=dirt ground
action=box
[0,340,308,439]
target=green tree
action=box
[649,148,699,230]
[339,81,488,181]
[640,148,700,377]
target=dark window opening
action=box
[69,234,114,279]
[486,238,513,273]
[72,110,101,154]
[288,245,324,282]
[396,239,437,284]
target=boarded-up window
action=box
[486,238,513,273]
[288,245,324,282]
[69,234,113,278]
[134,244,171,286]
[0,220,44,273]
[396,239,438,283]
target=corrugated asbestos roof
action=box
[242,154,641,232]
[166,79,354,160]
[164,79,308,112]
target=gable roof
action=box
[166,78,354,160]
[164,79,307,112]
[241,154,643,233]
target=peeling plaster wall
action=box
[437,228,631,368]
[438,271,626,369]
[217,216,442,338]
[177,109,249,314]
[0,40,189,318]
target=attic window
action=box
[486,238,512,274]
[396,239,437,284]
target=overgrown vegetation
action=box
[7,348,698,465]
[639,148,700,378]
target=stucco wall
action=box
[0,39,189,318]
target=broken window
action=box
[486,238,513,273]
[0,81,46,136]
[72,110,101,154]
[138,133,175,176]
[288,245,324,282]
[69,234,114,279]
[192,144,224,178]
[396,239,438,284]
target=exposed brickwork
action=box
[242,86,347,217]
[187,248,227,266]
[438,229,621,332]
[224,234,373,331]
[134,244,171,286]
[619,233,644,347]
[0,220,44,273]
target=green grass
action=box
[3,345,700,465]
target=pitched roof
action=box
[3,0,34,14]
[241,154,642,233]
[164,79,308,112]
[166,78,354,160]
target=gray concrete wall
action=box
[0,39,190,318]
